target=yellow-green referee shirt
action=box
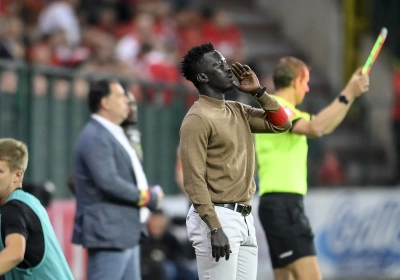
[255,95,311,196]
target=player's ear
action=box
[197,73,209,84]
[13,169,24,183]
[292,76,301,89]
[100,96,109,110]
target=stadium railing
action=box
[0,59,195,198]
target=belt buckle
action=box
[241,205,252,217]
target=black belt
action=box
[214,203,252,217]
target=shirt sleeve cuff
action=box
[256,92,280,111]
[204,215,222,229]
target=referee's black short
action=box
[258,192,316,269]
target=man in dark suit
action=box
[72,79,164,280]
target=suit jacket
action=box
[72,118,157,249]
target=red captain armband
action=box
[265,106,289,126]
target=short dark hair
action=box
[88,79,115,113]
[180,42,215,87]
[273,57,309,91]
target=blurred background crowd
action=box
[0,0,244,84]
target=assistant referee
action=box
[255,56,369,280]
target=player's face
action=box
[0,160,22,196]
[294,67,310,105]
[104,83,129,124]
[200,51,234,92]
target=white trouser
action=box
[186,205,258,280]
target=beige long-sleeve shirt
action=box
[179,93,290,229]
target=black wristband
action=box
[253,86,266,99]
[338,95,349,104]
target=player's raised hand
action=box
[342,67,370,100]
[231,62,261,95]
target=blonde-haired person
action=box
[0,138,73,279]
[255,57,369,280]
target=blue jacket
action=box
[72,118,157,249]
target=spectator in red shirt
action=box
[202,9,245,64]
[317,150,347,186]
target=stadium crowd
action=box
[0,0,244,86]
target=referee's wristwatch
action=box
[338,95,349,104]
